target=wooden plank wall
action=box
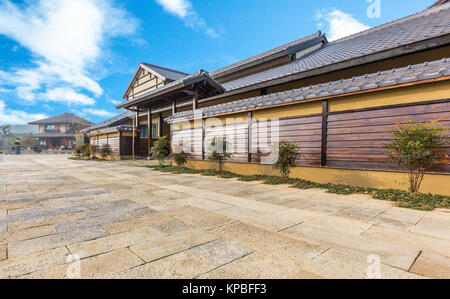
[327,101,450,172]
[172,128,203,160]
[205,122,249,163]
[170,99,450,174]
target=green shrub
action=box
[385,120,449,193]
[273,141,302,180]
[152,136,170,165]
[208,136,232,172]
[75,144,91,157]
[100,144,111,159]
[171,151,187,167]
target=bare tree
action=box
[0,125,12,153]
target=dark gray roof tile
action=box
[166,57,450,122]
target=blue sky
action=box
[0,0,437,124]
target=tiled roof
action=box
[87,125,134,135]
[166,58,450,122]
[31,133,76,138]
[28,113,92,126]
[141,63,188,81]
[117,70,225,109]
[221,3,450,91]
[82,111,132,132]
[210,31,324,77]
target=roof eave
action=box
[205,34,450,103]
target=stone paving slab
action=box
[192,238,253,265]
[299,249,424,279]
[199,252,320,279]
[0,224,56,244]
[282,223,420,271]
[0,244,6,261]
[7,211,86,232]
[21,248,144,279]
[168,206,236,230]
[130,229,218,263]
[409,212,450,240]
[370,207,426,229]
[410,251,450,279]
[1,155,449,279]
[112,250,220,279]
[362,225,450,258]
[7,227,109,258]
[0,246,70,278]
[211,222,328,261]
[68,229,166,259]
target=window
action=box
[46,125,56,131]
[139,126,148,138]
[152,123,158,138]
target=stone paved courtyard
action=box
[0,155,449,279]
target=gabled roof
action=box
[81,111,133,133]
[141,63,188,81]
[117,70,225,110]
[219,3,450,93]
[29,113,92,126]
[211,31,327,79]
[166,58,450,122]
[122,63,188,99]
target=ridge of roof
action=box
[82,111,133,132]
[167,57,450,122]
[210,31,324,77]
[29,113,92,125]
[141,62,188,77]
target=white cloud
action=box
[0,0,140,104]
[0,100,47,125]
[155,0,219,38]
[43,88,95,106]
[316,9,370,42]
[110,99,122,105]
[82,108,115,117]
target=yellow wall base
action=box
[186,160,450,196]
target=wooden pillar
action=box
[193,89,199,110]
[158,112,163,137]
[248,112,253,163]
[148,107,152,157]
[172,100,177,115]
[202,118,206,160]
[321,100,329,167]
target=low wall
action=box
[186,160,450,196]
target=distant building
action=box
[29,113,92,149]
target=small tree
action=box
[273,141,302,180]
[385,120,449,193]
[152,136,170,165]
[0,125,11,153]
[208,136,232,172]
[171,151,187,167]
[100,143,111,159]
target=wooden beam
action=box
[172,100,177,115]
[148,107,152,157]
[193,89,199,110]
[321,100,328,167]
